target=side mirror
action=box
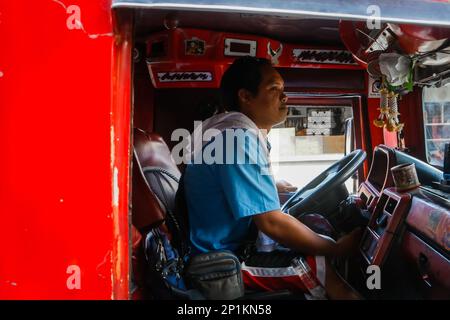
[344,117,355,156]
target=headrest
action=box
[134,129,180,174]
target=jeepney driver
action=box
[184,56,362,299]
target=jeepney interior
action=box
[113,3,450,299]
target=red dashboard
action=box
[360,188,411,266]
[355,145,450,298]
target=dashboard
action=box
[354,145,450,299]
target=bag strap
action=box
[173,173,191,257]
[142,167,190,258]
[142,167,181,229]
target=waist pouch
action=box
[185,251,244,300]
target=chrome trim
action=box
[112,0,450,27]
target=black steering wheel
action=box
[281,149,366,218]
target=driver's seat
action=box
[131,128,182,299]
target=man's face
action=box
[242,65,288,129]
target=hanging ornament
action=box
[373,88,389,128]
[385,91,404,132]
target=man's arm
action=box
[253,209,361,257]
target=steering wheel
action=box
[281,149,366,218]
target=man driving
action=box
[184,56,362,299]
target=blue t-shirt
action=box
[184,129,280,254]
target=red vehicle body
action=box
[1,0,129,299]
[0,0,449,299]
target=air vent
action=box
[360,192,368,204]
[384,198,398,214]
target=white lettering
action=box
[366,265,381,289]
[66,265,81,290]
[66,5,82,30]
[179,304,211,318]
[367,5,381,30]
[171,128,191,164]
[203,128,223,164]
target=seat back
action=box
[132,128,181,232]
[132,128,193,299]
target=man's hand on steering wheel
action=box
[276,179,298,193]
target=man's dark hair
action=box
[220,56,272,112]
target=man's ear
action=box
[238,88,252,107]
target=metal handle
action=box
[418,253,432,288]
[376,213,388,228]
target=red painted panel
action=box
[338,20,369,68]
[406,194,450,252]
[111,10,133,299]
[367,98,385,148]
[371,189,411,265]
[134,59,155,133]
[361,188,412,266]
[392,24,450,55]
[401,231,450,298]
[399,89,426,160]
[383,129,398,148]
[399,24,450,41]
[0,0,129,299]
[146,28,363,89]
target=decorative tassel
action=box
[386,92,404,132]
[373,88,404,132]
[373,88,389,128]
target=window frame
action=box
[421,86,450,170]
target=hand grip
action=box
[376,212,388,228]
[418,253,432,288]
